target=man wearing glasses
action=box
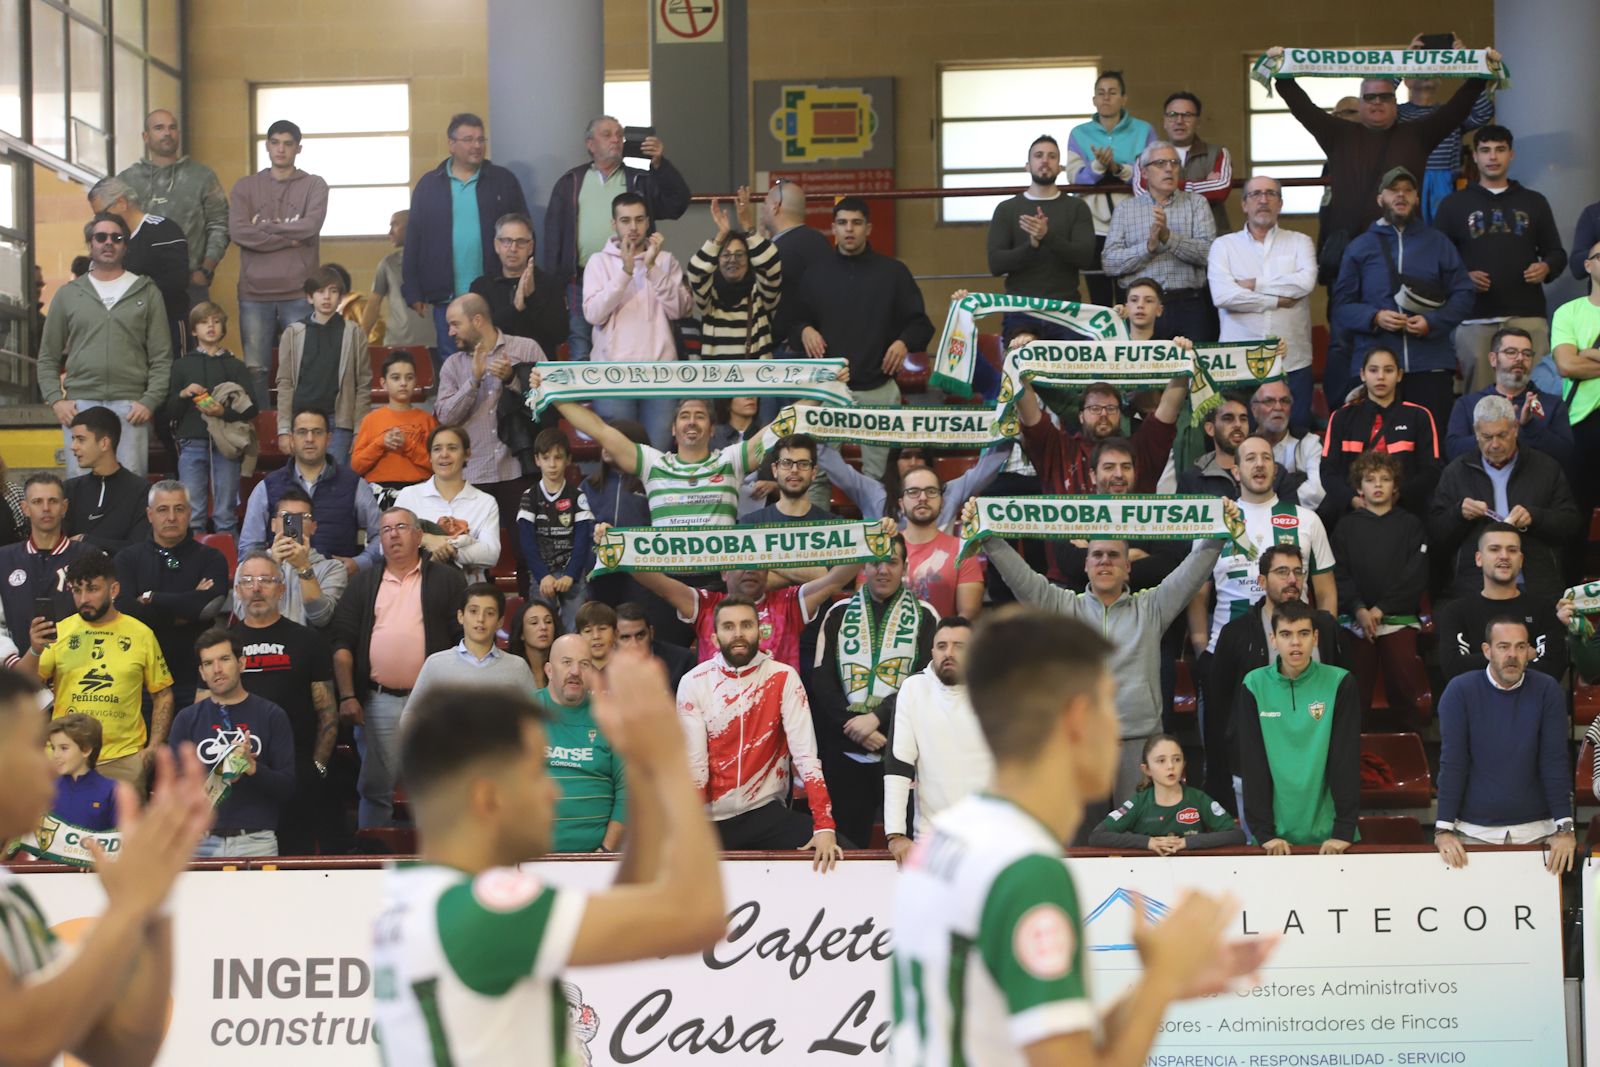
[1445,328,1571,466]
[1132,92,1233,234]
[38,213,172,478]
[1102,141,1219,341]
[466,212,566,359]
[900,466,985,620]
[740,434,831,525]
[1209,175,1318,430]
[401,113,530,368]
[331,506,466,829]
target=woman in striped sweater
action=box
[686,185,782,360]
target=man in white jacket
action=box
[882,616,992,866]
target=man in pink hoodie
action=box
[581,191,691,448]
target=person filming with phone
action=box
[0,473,95,677]
[223,487,347,629]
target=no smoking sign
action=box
[657,0,723,42]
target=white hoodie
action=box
[883,665,993,837]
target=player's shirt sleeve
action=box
[142,630,175,692]
[977,854,1093,1046]
[436,869,587,996]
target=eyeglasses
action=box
[380,523,414,536]
[775,459,814,471]
[494,236,532,247]
[1494,347,1536,359]
[719,251,748,262]
[90,232,126,244]
[1144,159,1180,170]
[236,575,284,587]
[902,486,943,499]
[1361,92,1397,103]
[1243,189,1282,201]
[1267,566,1306,579]
[1253,395,1292,407]
[1083,403,1121,416]
[293,427,328,438]
[1163,111,1198,120]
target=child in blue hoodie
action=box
[47,713,118,831]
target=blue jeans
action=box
[177,437,242,534]
[195,830,279,858]
[566,280,592,360]
[239,297,310,408]
[1286,366,1314,436]
[594,394,676,451]
[356,690,408,829]
[63,399,149,478]
[430,304,458,375]
[329,427,354,468]
[553,575,588,631]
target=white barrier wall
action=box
[22,850,1566,1065]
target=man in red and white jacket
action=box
[676,595,845,871]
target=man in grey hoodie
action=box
[964,497,1228,805]
[227,119,328,405]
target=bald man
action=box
[116,108,230,305]
[435,291,546,578]
[761,181,832,357]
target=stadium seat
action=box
[354,826,416,855]
[830,484,862,519]
[930,453,978,484]
[1576,682,1600,727]
[498,596,525,650]
[490,539,519,593]
[896,351,931,394]
[558,417,600,463]
[368,345,434,403]
[1359,733,1433,808]
[1172,659,1196,715]
[1579,740,1596,805]
[197,532,238,579]
[1356,815,1424,845]
[254,411,284,462]
[978,332,1005,375]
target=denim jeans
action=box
[195,830,279,858]
[553,575,588,631]
[63,399,149,478]
[1285,366,1315,437]
[566,280,592,360]
[239,297,309,408]
[849,378,902,479]
[329,427,354,468]
[356,690,409,829]
[177,437,242,534]
[594,394,677,451]
[430,304,458,375]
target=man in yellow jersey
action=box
[890,608,1276,1066]
[371,649,725,1065]
[39,553,175,791]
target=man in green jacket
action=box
[1236,598,1361,855]
[38,213,172,479]
[535,633,626,852]
[116,108,230,306]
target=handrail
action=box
[690,175,1330,203]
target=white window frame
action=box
[1244,56,1368,217]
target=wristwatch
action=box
[1556,819,1576,835]
[297,566,316,580]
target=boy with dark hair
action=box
[47,712,118,831]
[0,668,213,1066]
[273,266,370,466]
[65,404,152,554]
[891,608,1272,1063]
[350,349,437,492]
[370,652,726,1063]
[518,427,594,629]
[169,300,256,535]
[406,582,535,709]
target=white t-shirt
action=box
[1206,494,1335,652]
[87,271,138,309]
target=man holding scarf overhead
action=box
[808,534,938,848]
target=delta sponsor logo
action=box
[1175,807,1201,826]
[1270,514,1300,529]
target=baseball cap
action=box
[1378,166,1419,193]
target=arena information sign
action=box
[17,850,1565,1064]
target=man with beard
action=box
[1250,380,1323,508]
[1436,524,1570,684]
[1445,327,1572,465]
[1176,395,1251,497]
[1015,362,1188,495]
[900,465,984,620]
[677,596,845,868]
[986,134,1096,339]
[882,616,991,866]
[967,497,1228,805]
[0,473,94,668]
[223,550,338,855]
[1330,167,1474,432]
[39,553,175,789]
[740,434,831,525]
[1052,438,1186,592]
[808,535,938,847]
[1206,544,1346,814]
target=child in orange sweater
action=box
[351,350,436,502]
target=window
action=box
[603,72,652,128]
[1245,59,1364,215]
[252,82,410,238]
[937,61,1100,224]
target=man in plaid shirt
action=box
[1102,141,1218,341]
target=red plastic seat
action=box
[977,332,1005,374]
[558,418,600,463]
[1356,815,1423,845]
[490,538,519,593]
[1359,733,1433,808]
[197,532,238,580]
[930,453,978,485]
[830,484,862,519]
[254,411,284,460]
[1172,659,1196,716]
[1578,740,1596,805]
[498,596,525,651]
[1576,682,1600,726]
[895,351,931,394]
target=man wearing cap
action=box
[1330,166,1474,435]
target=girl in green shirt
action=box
[1088,735,1244,852]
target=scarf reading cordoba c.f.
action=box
[525,359,853,418]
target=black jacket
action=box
[770,224,833,352]
[1433,181,1568,320]
[113,535,231,692]
[331,557,465,702]
[808,594,937,760]
[167,349,257,439]
[65,467,152,555]
[542,159,691,286]
[1330,508,1428,619]
[1435,591,1569,684]
[1318,398,1440,518]
[127,213,191,327]
[788,245,934,391]
[468,269,567,359]
[402,159,528,306]
[1429,448,1580,599]
[652,638,694,694]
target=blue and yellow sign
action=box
[768,84,880,164]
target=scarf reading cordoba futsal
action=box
[932,292,1127,397]
[1251,47,1509,94]
[998,340,1224,424]
[5,815,121,867]
[837,586,924,713]
[769,403,1013,450]
[591,519,894,578]
[958,494,1250,561]
[525,359,853,418]
[1565,581,1600,639]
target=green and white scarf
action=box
[770,403,1013,450]
[592,519,894,578]
[5,815,122,867]
[1191,339,1285,388]
[1565,581,1600,638]
[837,586,924,713]
[526,359,853,418]
[932,292,1127,396]
[959,494,1249,561]
[1251,47,1509,93]
[997,340,1222,425]
[204,739,254,809]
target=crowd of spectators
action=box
[21,42,1600,873]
